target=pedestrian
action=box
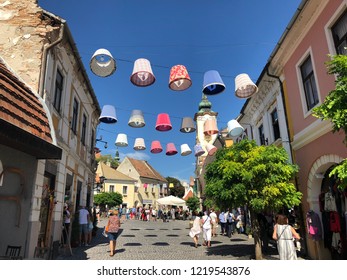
[258,212,270,253]
[106,209,121,256]
[272,214,300,260]
[209,209,218,237]
[219,211,226,235]
[95,205,101,222]
[201,211,212,247]
[171,208,176,221]
[189,211,202,248]
[62,204,71,247]
[226,209,235,238]
[78,205,90,246]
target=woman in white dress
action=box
[189,211,202,248]
[272,214,300,260]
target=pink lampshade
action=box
[205,143,217,156]
[155,113,172,131]
[150,140,163,154]
[130,58,155,87]
[166,143,178,156]
[169,65,192,91]
[204,118,219,135]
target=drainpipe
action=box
[38,22,65,98]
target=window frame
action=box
[300,55,319,112]
[271,108,281,141]
[71,97,79,134]
[332,9,347,55]
[53,69,64,113]
[258,124,266,145]
[81,113,87,146]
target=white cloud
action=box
[123,151,150,161]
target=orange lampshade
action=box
[203,118,219,135]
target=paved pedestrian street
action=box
[57,218,283,260]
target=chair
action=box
[5,245,22,260]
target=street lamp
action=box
[94,176,106,193]
[96,136,108,149]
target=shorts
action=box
[79,224,88,234]
[108,231,120,241]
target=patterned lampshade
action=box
[235,73,258,98]
[169,65,192,91]
[130,58,155,87]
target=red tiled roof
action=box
[127,157,167,182]
[0,59,53,143]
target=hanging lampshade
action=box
[180,144,192,156]
[90,48,116,77]
[203,118,219,135]
[169,65,192,91]
[128,109,145,128]
[99,105,117,124]
[205,143,217,156]
[130,58,156,87]
[227,119,244,137]
[155,113,172,131]
[166,143,178,156]
[150,140,163,154]
[133,138,146,151]
[194,143,205,157]
[235,73,258,98]
[169,183,174,188]
[202,70,226,95]
[115,133,128,147]
[180,117,196,133]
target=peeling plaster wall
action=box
[0,0,57,91]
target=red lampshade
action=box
[169,65,192,91]
[166,143,178,156]
[203,118,219,135]
[150,140,163,154]
[155,113,172,131]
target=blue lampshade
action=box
[99,105,117,124]
[202,70,226,95]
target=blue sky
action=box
[38,0,302,184]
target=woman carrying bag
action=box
[106,209,121,256]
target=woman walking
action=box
[272,214,300,260]
[201,211,212,247]
[106,209,121,256]
[189,211,202,248]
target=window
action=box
[122,186,128,196]
[53,69,63,112]
[300,56,319,111]
[71,98,79,134]
[271,108,280,140]
[109,185,114,192]
[258,124,266,145]
[90,129,95,153]
[81,113,87,145]
[332,10,347,55]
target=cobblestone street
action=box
[57,217,283,260]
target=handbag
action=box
[105,221,110,232]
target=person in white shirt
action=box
[200,211,212,247]
[209,209,218,237]
[78,205,90,246]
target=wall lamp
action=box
[94,176,106,192]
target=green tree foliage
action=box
[313,54,347,189]
[96,154,119,169]
[166,176,185,197]
[204,139,302,259]
[186,196,200,212]
[93,192,123,208]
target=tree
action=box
[93,192,123,208]
[186,196,200,213]
[166,176,185,197]
[96,154,120,169]
[313,54,347,189]
[204,139,302,260]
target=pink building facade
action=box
[270,0,347,259]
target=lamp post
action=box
[96,136,108,149]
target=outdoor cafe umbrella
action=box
[156,195,186,206]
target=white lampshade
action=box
[90,48,116,77]
[115,133,128,147]
[227,119,244,137]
